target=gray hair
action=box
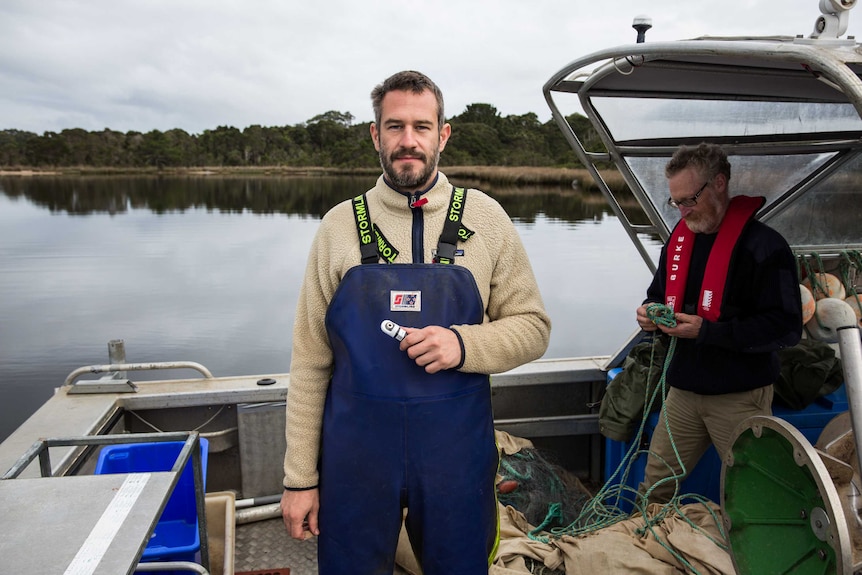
[665,142,731,182]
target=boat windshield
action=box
[545,37,862,271]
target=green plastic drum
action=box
[721,416,851,575]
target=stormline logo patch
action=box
[390,291,421,312]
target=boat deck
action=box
[235,518,316,574]
[234,519,413,575]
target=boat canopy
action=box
[545,21,862,273]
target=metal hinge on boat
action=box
[68,376,139,394]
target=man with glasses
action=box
[634,142,802,503]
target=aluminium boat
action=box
[3,1,862,573]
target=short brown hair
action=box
[665,142,731,182]
[371,70,445,129]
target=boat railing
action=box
[64,361,215,392]
[61,340,215,394]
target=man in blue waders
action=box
[280,70,551,574]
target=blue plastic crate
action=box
[95,438,209,564]
[773,384,848,444]
[602,369,847,511]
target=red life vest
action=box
[664,195,765,321]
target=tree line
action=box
[0,104,603,169]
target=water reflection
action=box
[0,175,659,443]
[0,175,648,226]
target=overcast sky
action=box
[1,1,855,135]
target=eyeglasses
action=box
[667,179,710,209]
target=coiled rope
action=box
[526,303,728,575]
[645,302,678,329]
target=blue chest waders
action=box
[316,189,499,575]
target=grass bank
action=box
[441,165,626,193]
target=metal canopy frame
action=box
[544,36,862,273]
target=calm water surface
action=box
[0,175,661,442]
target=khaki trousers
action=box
[640,385,773,503]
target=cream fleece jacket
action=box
[283,172,551,489]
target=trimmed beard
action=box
[379,146,440,190]
[684,194,725,234]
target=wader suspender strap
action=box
[352,194,379,264]
[353,186,473,265]
[434,186,467,265]
[351,194,400,264]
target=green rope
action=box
[526,254,851,567]
[500,454,534,481]
[799,253,832,334]
[524,305,725,574]
[528,503,563,540]
[800,253,829,298]
[840,250,862,312]
[645,302,678,328]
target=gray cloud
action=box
[0,0,845,134]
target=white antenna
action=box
[632,15,652,43]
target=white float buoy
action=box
[807,297,858,343]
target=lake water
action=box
[0,175,661,442]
